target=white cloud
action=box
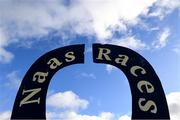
[1,0,178,63]
[0,0,159,63]
[0,28,14,63]
[0,47,14,64]
[173,48,180,55]
[167,92,180,120]
[118,115,131,120]
[47,91,89,111]
[0,0,156,40]
[152,28,171,48]
[79,0,157,40]
[0,28,8,47]
[149,27,160,31]
[80,72,96,79]
[46,91,180,120]
[172,44,180,55]
[0,111,117,120]
[47,111,115,120]
[116,92,180,120]
[1,91,180,120]
[106,65,117,74]
[149,0,180,20]
[0,111,10,120]
[47,90,115,120]
[111,36,147,50]
[5,71,20,89]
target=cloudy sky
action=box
[0,0,180,120]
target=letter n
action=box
[19,88,41,107]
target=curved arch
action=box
[11,44,85,119]
[93,44,170,119]
[11,43,170,120]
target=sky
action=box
[0,0,180,120]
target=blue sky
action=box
[0,0,180,120]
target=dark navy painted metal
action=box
[11,44,85,119]
[93,44,170,120]
[11,44,170,120]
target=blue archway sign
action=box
[11,44,170,120]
